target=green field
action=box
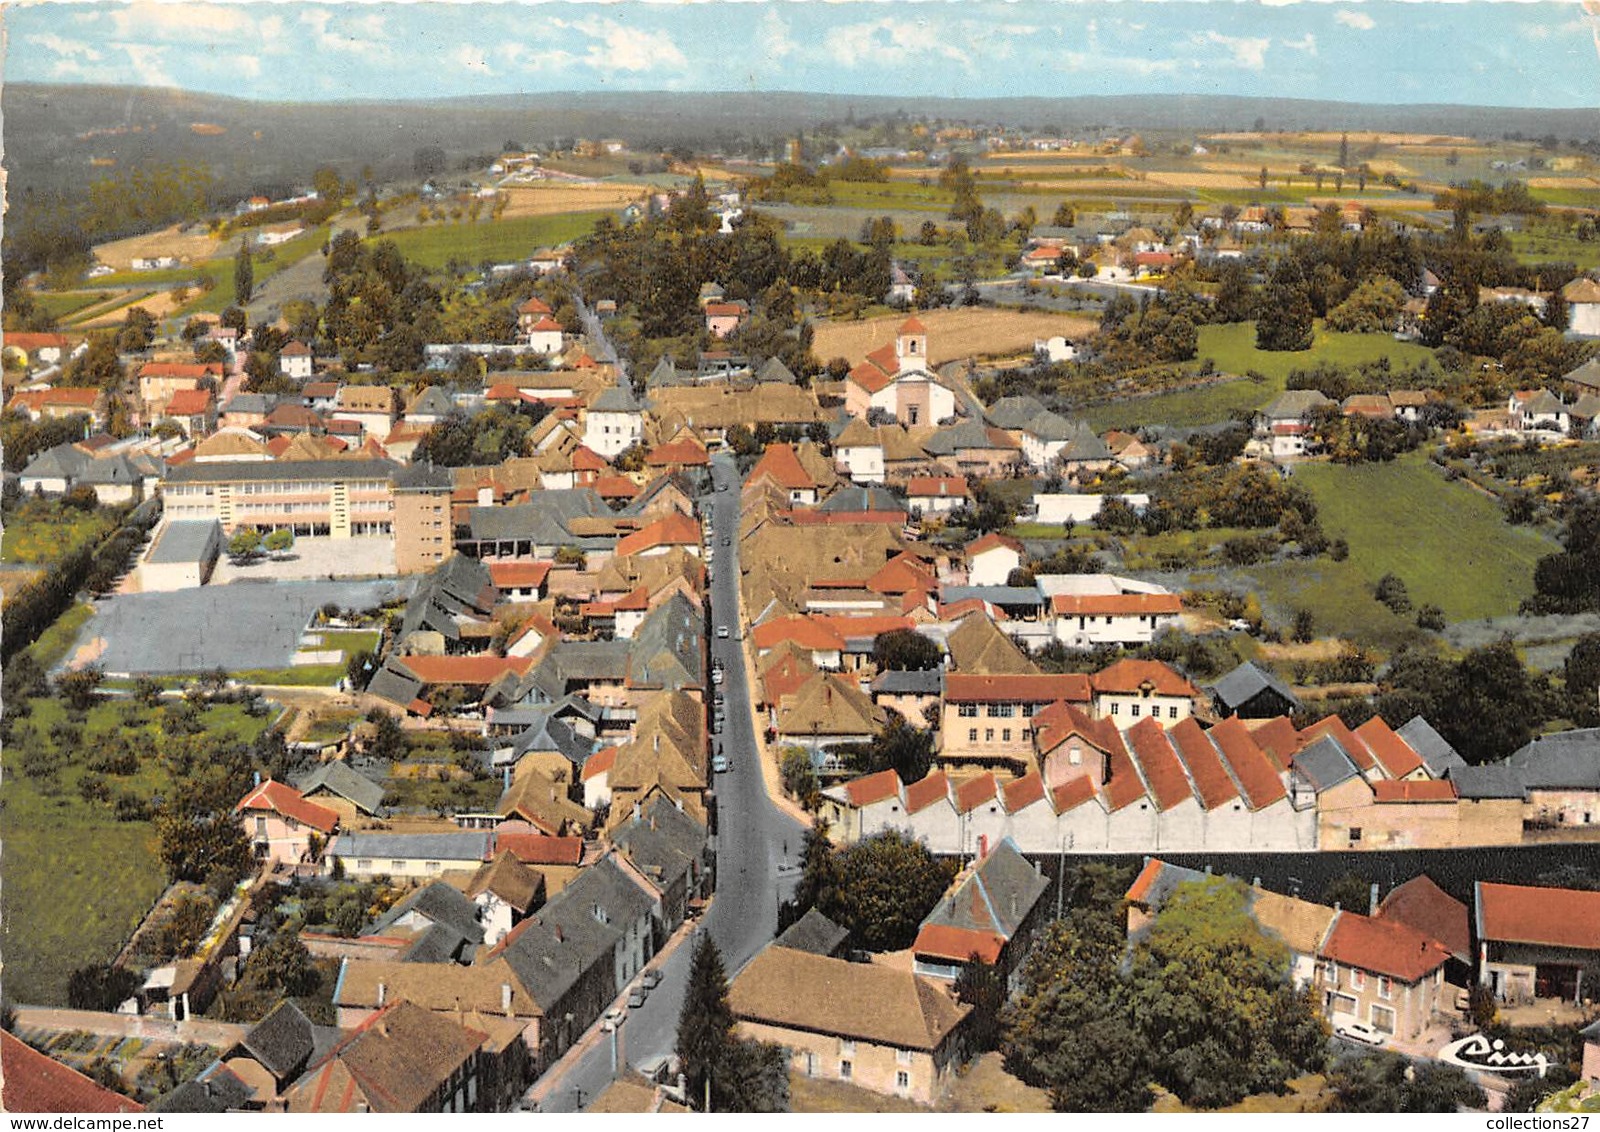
[1080,322,1439,430]
[1,507,119,566]
[32,291,113,321]
[0,697,270,1004]
[184,225,332,316]
[379,212,610,270]
[1278,453,1557,626]
[1508,229,1600,272]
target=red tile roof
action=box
[704,302,746,318]
[1002,772,1045,812]
[865,554,937,596]
[614,512,701,557]
[1355,716,1425,779]
[1167,717,1240,811]
[1032,699,1115,759]
[593,475,641,500]
[813,614,915,643]
[139,361,223,379]
[236,779,339,834]
[396,654,534,686]
[912,923,1005,965]
[1124,717,1193,813]
[841,768,901,807]
[1476,882,1600,950]
[1246,716,1301,773]
[1208,716,1288,809]
[518,297,552,314]
[580,746,619,782]
[1377,876,1470,962]
[1090,658,1198,698]
[1,1031,143,1113]
[489,561,552,589]
[849,360,894,394]
[1322,911,1451,983]
[571,445,609,472]
[944,673,1090,704]
[967,532,1024,557]
[495,832,584,866]
[164,388,214,415]
[906,476,970,499]
[1126,857,1166,904]
[528,315,563,333]
[747,443,818,491]
[1101,730,1147,812]
[647,435,710,467]
[905,770,950,815]
[899,316,927,334]
[1052,592,1183,617]
[3,332,69,352]
[751,614,846,653]
[1372,779,1457,803]
[1052,774,1099,812]
[955,772,998,814]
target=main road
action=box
[529,451,804,1111]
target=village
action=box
[7,10,1600,1114]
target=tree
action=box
[954,957,1006,1052]
[675,936,788,1111]
[234,239,254,306]
[1374,572,1412,615]
[228,528,263,560]
[1416,604,1447,632]
[312,165,343,203]
[1328,1051,1486,1112]
[1321,872,1375,914]
[117,305,157,353]
[67,965,140,1012]
[56,664,105,712]
[364,708,407,761]
[1256,258,1315,352]
[1325,276,1405,334]
[840,711,934,783]
[264,528,295,556]
[155,808,253,885]
[821,829,956,951]
[871,628,942,672]
[1565,632,1600,728]
[778,748,820,810]
[1291,609,1316,644]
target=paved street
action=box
[525,442,804,1113]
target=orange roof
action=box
[906,476,969,499]
[1322,912,1450,983]
[139,361,223,379]
[580,746,619,781]
[2,1030,144,1113]
[841,768,901,807]
[905,770,950,815]
[571,445,609,472]
[1208,716,1288,809]
[10,388,100,410]
[954,772,998,814]
[1052,775,1099,812]
[647,435,710,467]
[236,779,339,834]
[518,296,552,314]
[747,443,817,491]
[1354,716,1425,779]
[1372,779,1457,803]
[528,315,563,333]
[1052,593,1182,617]
[813,614,915,643]
[614,512,701,557]
[1124,717,1193,813]
[899,316,927,334]
[283,340,313,357]
[3,331,69,352]
[1476,881,1600,950]
[704,302,746,318]
[912,923,1004,965]
[1090,658,1197,698]
[866,553,937,596]
[396,654,534,686]
[1297,715,1375,772]
[866,342,900,374]
[1126,857,1166,904]
[751,615,845,653]
[1032,699,1119,761]
[1246,716,1300,772]
[593,474,641,499]
[1101,729,1146,812]
[486,383,524,402]
[849,361,894,394]
[496,832,584,866]
[944,673,1090,704]
[164,388,214,415]
[1167,717,1240,811]
[488,561,552,589]
[761,652,815,705]
[967,532,1023,557]
[1002,772,1045,812]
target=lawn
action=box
[0,697,270,1005]
[31,291,112,320]
[1283,453,1557,624]
[1079,322,1439,430]
[1,506,118,566]
[379,211,610,271]
[1507,229,1600,272]
[29,603,98,671]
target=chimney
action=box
[502,983,514,1015]
[376,982,386,1006]
[1369,883,1380,916]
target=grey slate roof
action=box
[391,461,455,491]
[871,668,943,696]
[164,457,400,485]
[986,395,1048,430]
[398,554,496,643]
[626,591,705,691]
[1022,410,1078,443]
[1448,764,1527,799]
[147,520,221,565]
[235,999,320,1082]
[917,838,1048,943]
[1396,716,1469,777]
[775,908,850,957]
[612,795,705,894]
[220,393,275,416]
[466,489,611,546]
[367,880,487,947]
[366,656,425,709]
[407,386,457,418]
[818,485,904,513]
[151,1065,256,1113]
[507,710,595,768]
[756,357,798,385]
[1055,420,1113,462]
[591,379,644,413]
[923,418,1002,456]
[1563,357,1600,392]
[19,442,92,481]
[296,760,386,815]
[329,830,492,863]
[1209,661,1301,715]
[1261,389,1334,421]
[942,585,1043,607]
[524,639,631,702]
[1506,728,1600,789]
[1292,736,1362,792]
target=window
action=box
[392,860,406,872]
[1002,729,1011,742]
[1324,960,1337,984]
[358,859,372,871]
[984,729,994,742]
[958,704,978,718]
[1110,703,1120,716]
[254,816,267,835]
[1370,1004,1396,1034]
[839,1039,855,1055]
[1022,729,1032,741]
[969,728,978,742]
[993,704,1016,718]
[896,1071,910,1091]
[1130,704,1141,718]
[1378,976,1393,1001]
[1169,706,1179,719]
[805,1053,818,1077]
[839,1060,853,1080]
[1349,828,1363,844]
[897,1049,913,1065]
[1350,969,1366,991]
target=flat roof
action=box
[146,519,221,565]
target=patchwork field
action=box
[812,308,1097,367]
[498,183,645,218]
[91,223,222,271]
[380,211,612,270]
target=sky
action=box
[6,0,1600,108]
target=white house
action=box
[1564,278,1600,337]
[1510,389,1570,433]
[1033,492,1150,526]
[279,341,314,380]
[583,379,646,458]
[522,315,565,356]
[1052,591,1182,649]
[966,533,1024,587]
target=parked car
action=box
[628,987,648,1008]
[641,970,661,990]
[717,626,730,639]
[604,1007,625,1027]
[1332,1017,1385,1047]
[712,668,724,684]
[712,753,730,773]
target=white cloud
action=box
[1196,31,1271,70]
[108,3,255,42]
[1282,33,1318,54]
[1335,10,1377,32]
[570,17,688,73]
[1058,52,1179,78]
[825,18,974,71]
[453,45,493,75]
[114,43,175,88]
[28,33,102,61]
[300,9,391,58]
[230,53,263,79]
[759,10,797,61]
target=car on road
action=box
[712,668,724,684]
[717,626,729,638]
[1332,1017,1385,1047]
[627,987,648,1008]
[641,970,661,990]
[604,1007,625,1027]
[721,536,730,546]
[718,482,728,492]
[712,753,730,773]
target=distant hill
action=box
[6,82,1597,203]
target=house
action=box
[911,838,1049,989]
[464,852,547,946]
[325,831,493,879]
[0,331,70,371]
[844,319,960,427]
[1210,660,1302,719]
[333,385,402,441]
[1,1030,144,1113]
[295,761,385,824]
[1562,278,1600,337]
[704,301,747,339]
[5,387,106,429]
[775,908,851,957]
[236,779,339,865]
[364,881,487,964]
[1376,874,1473,984]
[746,442,832,505]
[611,794,710,936]
[1255,389,1335,459]
[1510,389,1570,433]
[1051,591,1182,649]
[163,388,216,438]
[907,475,969,516]
[582,378,646,458]
[286,1001,492,1113]
[215,999,336,1108]
[280,341,314,380]
[939,672,1091,774]
[728,945,971,1105]
[965,533,1023,587]
[1090,659,1198,729]
[1475,881,1600,1004]
[1316,910,1451,1042]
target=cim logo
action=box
[1438,1034,1550,1077]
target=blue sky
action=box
[8,1,1600,108]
